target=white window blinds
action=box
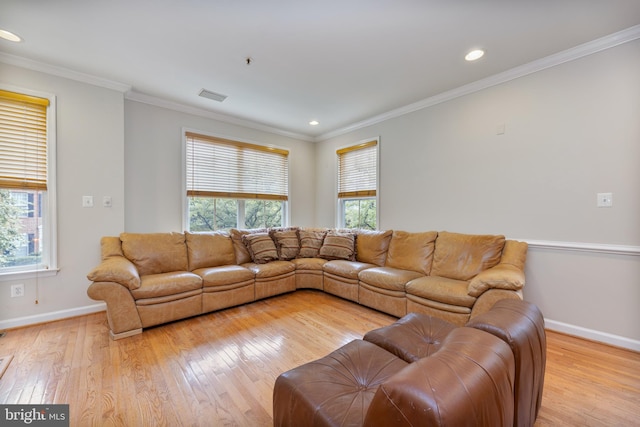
[186,132,289,201]
[0,90,49,190]
[337,140,377,198]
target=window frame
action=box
[182,129,290,231]
[0,85,58,281]
[336,137,380,230]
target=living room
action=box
[0,2,639,425]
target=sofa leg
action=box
[110,328,143,340]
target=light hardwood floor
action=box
[0,290,638,426]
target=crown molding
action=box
[316,24,640,142]
[125,91,315,142]
[0,52,131,93]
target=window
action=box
[0,89,56,276]
[185,132,289,231]
[337,139,378,230]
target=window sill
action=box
[0,268,60,282]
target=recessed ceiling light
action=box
[465,49,485,61]
[309,120,319,126]
[0,29,22,42]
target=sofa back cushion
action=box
[185,231,236,270]
[385,231,437,275]
[120,232,188,276]
[356,230,392,266]
[432,232,505,281]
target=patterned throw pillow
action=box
[297,230,327,258]
[242,233,279,264]
[270,229,300,260]
[318,231,356,261]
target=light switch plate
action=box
[82,195,94,208]
[597,192,613,208]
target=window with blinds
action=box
[185,132,289,231]
[0,88,55,274]
[0,90,49,191]
[337,140,377,198]
[186,132,289,200]
[337,139,378,230]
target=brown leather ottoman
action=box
[364,327,515,427]
[467,298,546,427]
[273,339,408,427]
[363,312,457,362]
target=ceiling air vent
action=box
[198,89,228,102]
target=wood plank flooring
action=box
[0,290,638,426]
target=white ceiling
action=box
[2,1,640,140]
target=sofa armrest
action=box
[87,281,143,339]
[468,263,525,297]
[87,257,141,290]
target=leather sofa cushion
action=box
[363,312,456,362]
[185,231,236,270]
[364,327,515,427]
[358,267,424,292]
[243,260,296,278]
[406,276,477,308]
[355,230,393,266]
[384,230,437,275]
[291,257,326,271]
[432,231,506,281]
[195,265,255,287]
[324,259,375,280]
[130,271,202,300]
[273,339,408,427]
[121,232,188,276]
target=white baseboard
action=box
[0,303,106,331]
[545,318,640,352]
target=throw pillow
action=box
[242,232,279,264]
[270,229,300,260]
[297,229,327,258]
[319,231,356,261]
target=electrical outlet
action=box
[11,283,24,298]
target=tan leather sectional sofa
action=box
[87,228,528,340]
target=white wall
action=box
[124,100,316,232]
[315,40,640,348]
[0,64,126,326]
